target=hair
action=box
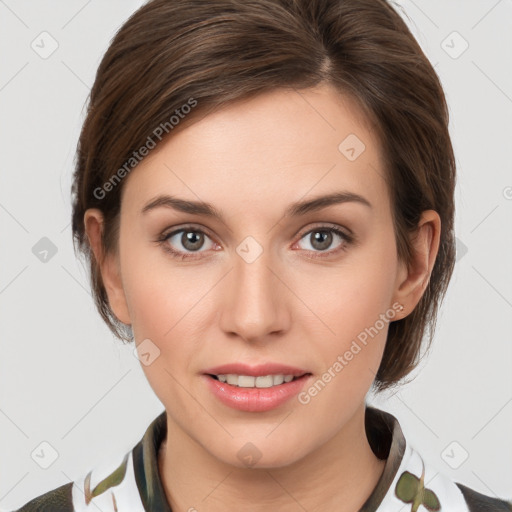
[71,0,456,393]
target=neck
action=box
[158,402,386,512]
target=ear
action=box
[392,210,441,319]
[84,208,132,325]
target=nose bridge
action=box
[221,237,286,341]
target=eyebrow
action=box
[141,191,372,220]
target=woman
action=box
[13,0,511,510]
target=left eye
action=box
[295,227,351,255]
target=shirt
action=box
[12,406,512,511]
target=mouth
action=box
[201,363,313,411]
[203,371,313,412]
[206,373,311,388]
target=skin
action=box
[85,83,440,511]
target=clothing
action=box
[12,406,512,511]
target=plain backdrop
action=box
[0,0,511,509]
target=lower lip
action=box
[203,374,312,412]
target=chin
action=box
[208,436,309,470]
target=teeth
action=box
[215,374,298,388]
[273,375,284,385]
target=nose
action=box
[218,246,290,344]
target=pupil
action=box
[183,231,203,251]
[312,231,331,250]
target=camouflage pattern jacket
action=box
[11,407,512,511]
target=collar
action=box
[131,405,406,512]
[360,406,407,510]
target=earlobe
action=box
[392,210,441,318]
[84,209,132,325]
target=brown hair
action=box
[71,0,456,393]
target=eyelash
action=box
[156,224,355,261]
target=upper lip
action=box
[203,363,311,377]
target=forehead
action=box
[121,84,389,219]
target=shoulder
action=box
[11,412,167,512]
[391,450,512,512]
[363,406,512,512]
[376,418,511,511]
[396,444,512,512]
[455,481,512,512]
[12,450,144,512]
[12,482,74,511]
[370,407,512,511]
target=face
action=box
[92,83,414,468]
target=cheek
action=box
[125,266,204,414]
[122,247,214,390]
[295,274,394,425]
[294,245,396,383]
[294,244,396,327]
[120,237,195,337]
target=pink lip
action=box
[202,362,310,377]
[201,363,312,412]
[203,374,312,412]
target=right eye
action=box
[158,226,219,260]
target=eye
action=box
[157,224,355,261]
[157,226,218,260]
[293,225,354,258]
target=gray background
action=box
[1,0,511,509]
